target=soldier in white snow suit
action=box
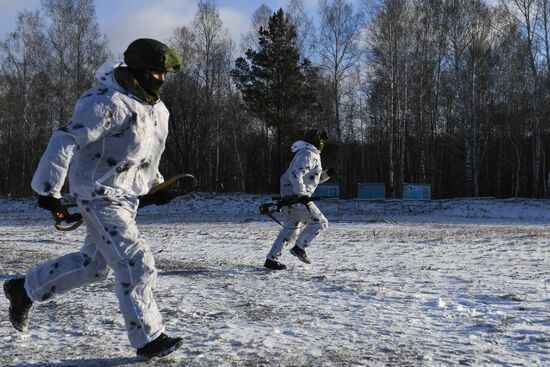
[264,129,334,270]
[3,39,184,359]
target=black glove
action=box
[297,195,311,204]
[138,190,176,208]
[326,168,336,177]
[38,195,61,212]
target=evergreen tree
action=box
[231,8,318,185]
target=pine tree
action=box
[231,8,318,185]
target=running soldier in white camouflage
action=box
[3,38,184,359]
[265,129,335,270]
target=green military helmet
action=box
[124,38,182,73]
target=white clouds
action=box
[97,0,251,56]
[0,0,253,55]
[97,1,197,56]
[218,7,251,47]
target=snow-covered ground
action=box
[0,194,548,366]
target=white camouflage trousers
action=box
[266,202,328,261]
[24,196,164,348]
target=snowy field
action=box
[0,194,549,366]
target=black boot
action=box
[290,245,311,264]
[136,333,183,359]
[264,258,287,270]
[3,277,33,332]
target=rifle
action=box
[147,173,197,195]
[52,173,198,231]
[259,195,321,226]
[52,204,83,232]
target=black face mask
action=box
[131,68,165,99]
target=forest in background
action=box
[1,0,549,199]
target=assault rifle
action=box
[259,195,321,226]
[52,173,198,231]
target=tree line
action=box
[0,0,548,199]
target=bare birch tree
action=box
[503,0,545,196]
[317,0,363,195]
[41,0,108,125]
[0,11,48,195]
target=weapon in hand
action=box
[37,195,83,231]
[259,195,321,226]
[52,204,84,231]
[52,173,198,231]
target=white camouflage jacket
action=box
[280,140,330,197]
[31,61,168,200]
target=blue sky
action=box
[0,0,361,56]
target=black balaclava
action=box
[131,70,164,99]
[303,129,329,150]
[122,38,182,100]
